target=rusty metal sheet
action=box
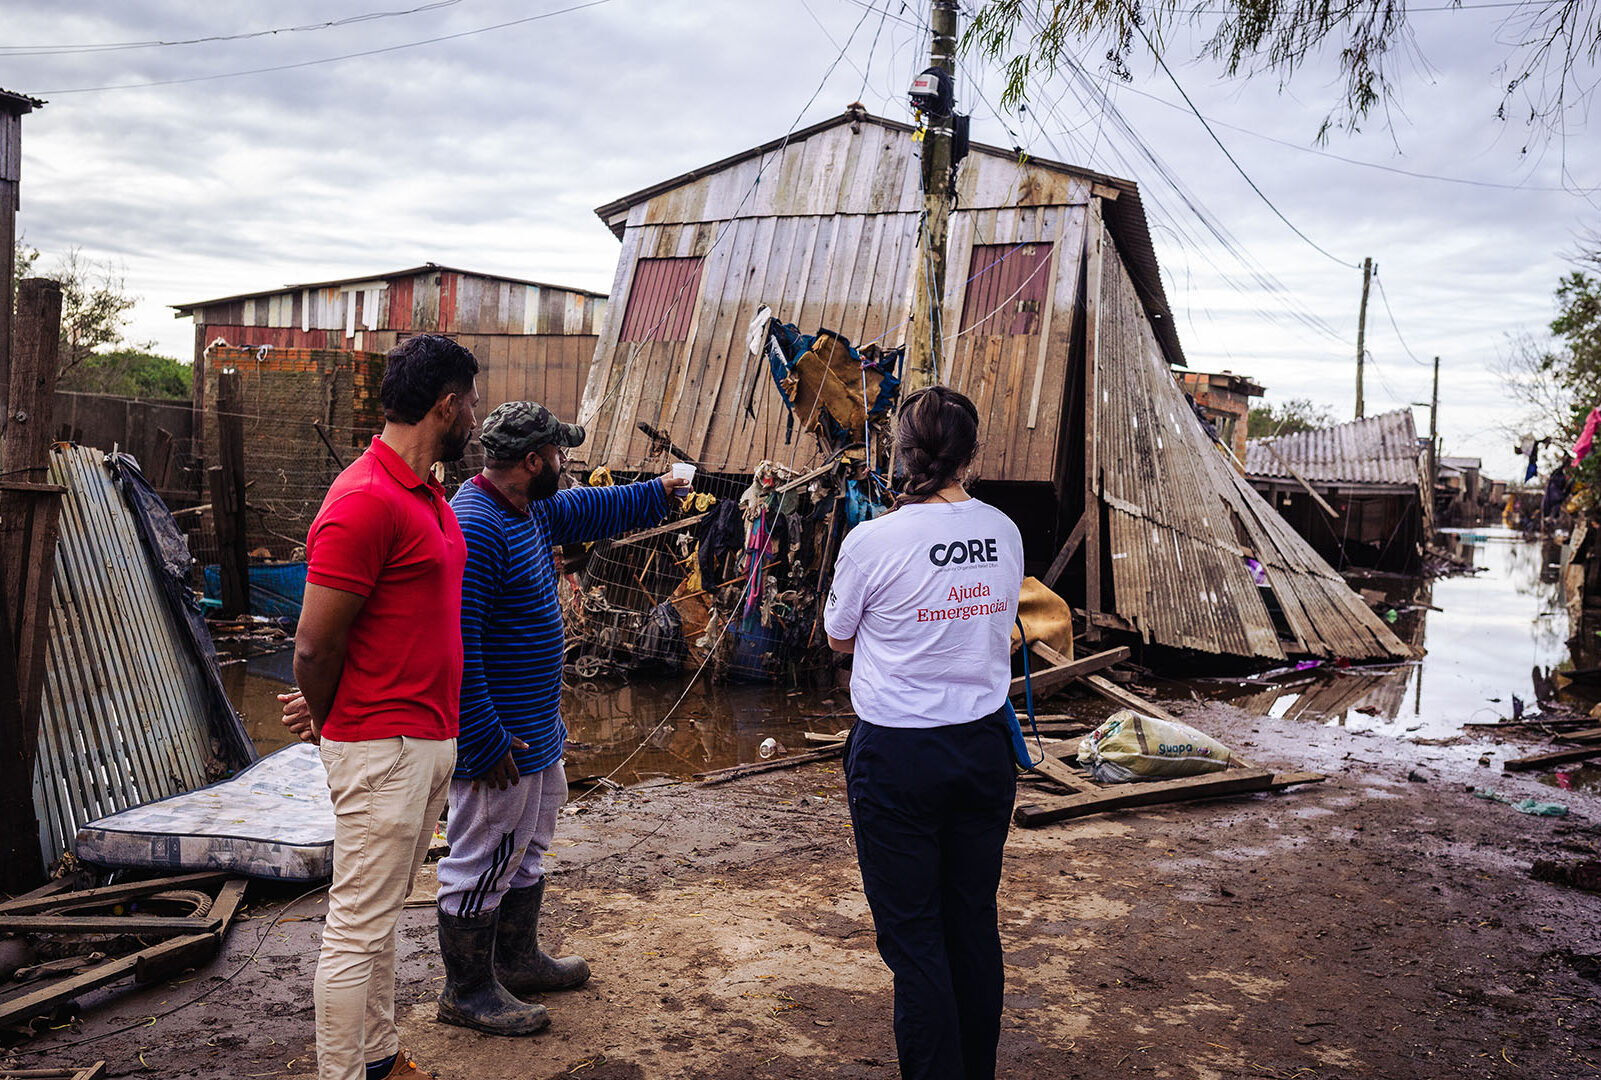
[31,446,249,865]
[1245,410,1424,488]
[1095,231,1409,662]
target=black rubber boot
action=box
[436,907,550,1035]
[496,879,591,995]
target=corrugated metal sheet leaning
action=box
[1244,410,1423,488]
[32,445,256,865]
[1094,232,1410,662]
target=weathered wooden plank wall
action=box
[577,120,1093,482]
[188,269,606,426]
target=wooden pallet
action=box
[0,874,250,1031]
[1013,660,1324,827]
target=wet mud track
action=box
[6,698,1600,1079]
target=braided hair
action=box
[894,385,979,506]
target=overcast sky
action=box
[5,0,1598,482]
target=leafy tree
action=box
[966,0,1600,140]
[1248,397,1335,437]
[50,247,140,376]
[1545,271,1601,501]
[62,349,191,399]
[13,238,171,391]
[1495,266,1601,501]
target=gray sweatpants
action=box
[436,760,567,918]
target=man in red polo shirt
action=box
[293,334,480,1080]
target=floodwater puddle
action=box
[1193,526,1601,791]
[227,647,841,785]
[221,527,1600,791]
[560,677,845,785]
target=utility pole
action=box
[1354,256,1372,419]
[904,0,958,394]
[1427,355,1440,531]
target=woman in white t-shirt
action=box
[824,386,1024,1080]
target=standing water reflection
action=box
[1203,527,1579,740]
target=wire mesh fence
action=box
[562,450,877,685]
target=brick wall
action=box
[202,346,386,557]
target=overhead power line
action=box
[1012,14,1354,348]
[37,0,615,94]
[0,1,462,57]
[1131,21,1358,269]
[1108,80,1597,195]
[1372,271,1433,366]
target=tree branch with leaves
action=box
[13,238,185,397]
[965,0,1600,141]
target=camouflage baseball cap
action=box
[478,401,585,459]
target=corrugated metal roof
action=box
[1439,456,1481,470]
[0,87,44,112]
[32,446,254,865]
[1095,232,1410,661]
[171,262,607,313]
[1244,410,1423,489]
[591,109,1187,370]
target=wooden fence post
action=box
[211,369,249,616]
[0,277,65,890]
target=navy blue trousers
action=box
[845,709,1017,1080]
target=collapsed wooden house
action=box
[1245,410,1432,574]
[569,109,1408,668]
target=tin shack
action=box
[1246,409,1432,574]
[570,109,1407,668]
[173,265,606,556]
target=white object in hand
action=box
[671,462,696,487]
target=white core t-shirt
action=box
[824,498,1024,728]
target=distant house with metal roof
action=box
[173,263,607,431]
[172,265,607,557]
[574,108,1409,663]
[1175,370,1264,465]
[1437,455,1488,526]
[1245,409,1431,573]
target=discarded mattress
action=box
[74,744,333,881]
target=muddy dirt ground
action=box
[5,695,1601,1079]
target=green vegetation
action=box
[1248,398,1335,438]
[62,348,192,398]
[14,238,191,399]
[966,0,1598,140]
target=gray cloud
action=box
[5,0,1597,480]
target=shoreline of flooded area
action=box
[1185,527,1589,727]
[224,648,851,785]
[223,526,1601,794]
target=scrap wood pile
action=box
[0,871,249,1040]
[563,314,901,683]
[693,642,1326,821]
[562,451,883,682]
[1472,711,1601,773]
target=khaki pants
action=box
[315,735,455,1080]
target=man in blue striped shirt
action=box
[434,401,687,1036]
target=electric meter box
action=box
[908,66,954,117]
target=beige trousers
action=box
[315,735,455,1080]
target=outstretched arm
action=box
[541,475,687,546]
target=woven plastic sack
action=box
[1076,710,1233,784]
